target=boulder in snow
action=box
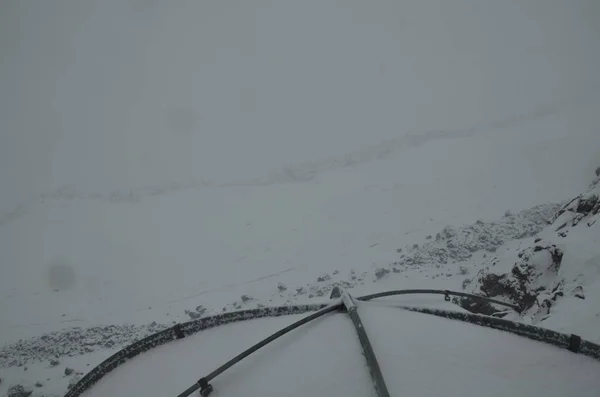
[7,385,33,397]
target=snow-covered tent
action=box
[66,288,600,397]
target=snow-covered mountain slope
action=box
[3,177,600,397]
[2,0,600,347]
[1,0,600,395]
[460,168,600,341]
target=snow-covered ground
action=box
[1,0,600,395]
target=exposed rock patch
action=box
[461,167,600,318]
[7,385,33,397]
[461,243,563,314]
[391,203,560,271]
[0,323,167,367]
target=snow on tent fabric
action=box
[67,289,600,397]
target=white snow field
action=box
[1,0,600,395]
[1,0,599,344]
[74,302,600,397]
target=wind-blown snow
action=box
[2,0,599,346]
[1,0,600,395]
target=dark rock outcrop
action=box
[460,167,599,318]
[460,243,563,315]
[7,385,33,397]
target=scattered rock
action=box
[374,268,390,279]
[394,203,559,271]
[277,282,287,292]
[504,210,513,217]
[67,375,82,390]
[573,286,585,300]
[195,305,207,315]
[333,270,339,275]
[64,367,74,376]
[576,194,599,214]
[317,274,331,282]
[23,366,27,371]
[35,382,43,388]
[462,244,564,316]
[240,295,253,303]
[7,385,33,397]
[595,166,600,177]
[459,266,469,275]
[1,322,169,367]
[184,309,203,320]
[555,222,568,231]
[295,287,305,295]
[425,235,432,240]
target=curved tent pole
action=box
[181,288,392,397]
[394,306,600,361]
[177,288,591,397]
[64,288,600,397]
[64,303,329,397]
[178,301,343,397]
[358,289,522,313]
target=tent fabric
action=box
[68,291,600,397]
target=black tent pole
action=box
[332,287,391,397]
[177,301,342,397]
